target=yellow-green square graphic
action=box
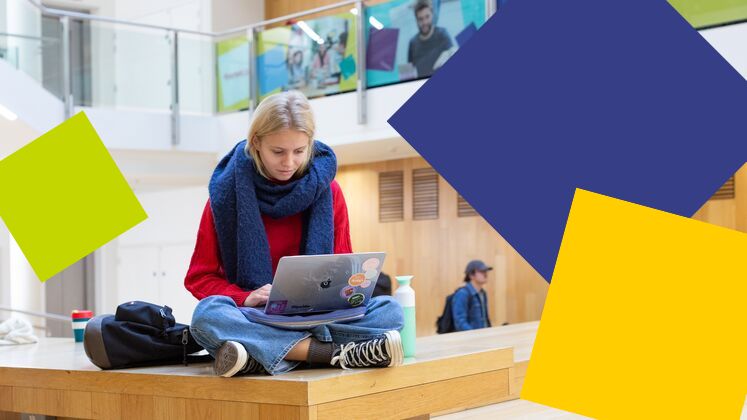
[0,112,147,282]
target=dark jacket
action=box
[451,282,491,331]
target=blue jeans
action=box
[190,295,404,375]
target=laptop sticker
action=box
[348,293,365,307]
[362,258,380,271]
[340,285,357,299]
[348,273,366,287]
[267,300,287,314]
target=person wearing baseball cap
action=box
[451,260,493,331]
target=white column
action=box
[0,222,10,309]
[8,234,45,329]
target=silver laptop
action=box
[264,252,386,315]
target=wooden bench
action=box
[0,322,539,420]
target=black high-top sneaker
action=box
[330,330,404,369]
[214,341,266,377]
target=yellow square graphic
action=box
[523,189,746,419]
[0,112,147,281]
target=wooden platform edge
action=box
[307,346,514,405]
[0,367,311,406]
[315,369,511,420]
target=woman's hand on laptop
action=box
[243,284,272,307]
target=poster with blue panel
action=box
[256,12,358,102]
[365,0,486,88]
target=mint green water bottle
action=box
[394,275,416,357]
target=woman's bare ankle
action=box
[284,337,312,361]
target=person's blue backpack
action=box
[435,287,470,334]
[83,301,210,369]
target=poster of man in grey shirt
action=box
[407,0,453,78]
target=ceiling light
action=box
[297,21,325,44]
[368,16,384,30]
[0,104,17,121]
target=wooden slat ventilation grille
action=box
[379,171,404,222]
[413,168,439,220]
[457,194,478,217]
[711,176,735,200]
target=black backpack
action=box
[83,301,211,369]
[436,287,470,334]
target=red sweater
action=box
[185,180,353,306]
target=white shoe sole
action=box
[384,330,405,367]
[215,341,248,377]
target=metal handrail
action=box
[0,31,60,43]
[0,306,69,322]
[216,0,358,36]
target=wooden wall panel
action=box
[265,0,390,21]
[264,0,392,27]
[735,165,747,232]
[0,387,11,412]
[693,164,747,231]
[337,157,549,335]
[692,198,736,230]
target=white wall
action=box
[0,114,43,160]
[0,0,7,39]
[78,106,220,152]
[700,22,747,80]
[112,0,211,30]
[98,186,208,322]
[211,0,263,32]
[0,46,64,135]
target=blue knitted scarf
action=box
[209,139,337,290]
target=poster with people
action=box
[365,0,486,88]
[256,12,358,102]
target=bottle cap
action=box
[395,275,414,286]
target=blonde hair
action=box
[246,91,315,180]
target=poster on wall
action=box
[256,12,359,102]
[216,36,251,113]
[365,0,486,88]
